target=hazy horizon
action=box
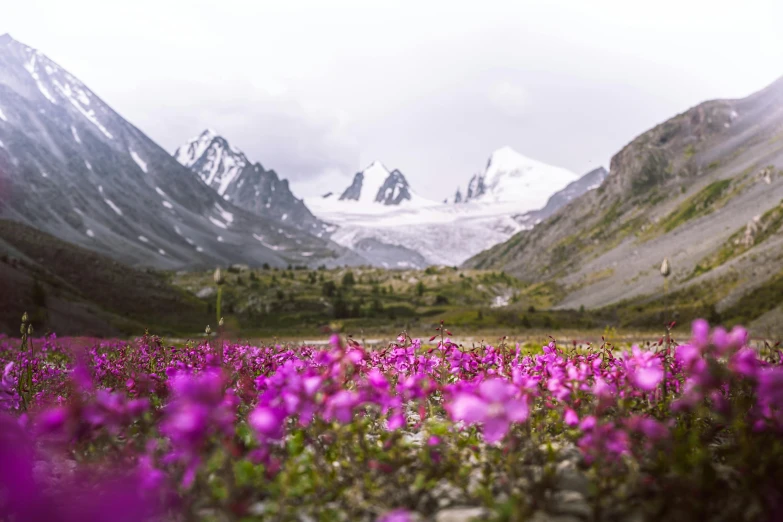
[3,0,783,199]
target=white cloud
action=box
[2,0,782,200]
[488,81,530,116]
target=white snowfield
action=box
[307,147,577,266]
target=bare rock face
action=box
[339,172,365,201]
[338,163,414,206]
[375,170,413,205]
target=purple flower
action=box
[758,367,783,410]
[564,408,579,427]
[387,411,406,431]
[378,509,414,522]
[675,344,701,369]
[36,406,68,434]
[626,415,668,440]
[711,326,729,353]
[324,390,360,423]
[579,415,597,431]
[730,348,760,378]
[578,421,630,464]
[448,378,529,443]
[692,319,710,349]
[159,370,236,484]
[367,369,389,390]
[249,405,286,440]
[0,362,19,411]
[624,346,663,391]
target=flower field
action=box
[1,318,782,521]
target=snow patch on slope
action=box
[129,149,148,173]
[209,216,228,229]
[24,53,57,104]
[104,199,123,216]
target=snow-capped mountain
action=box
[174,130,327,234]
[306,148,589,267]
[336,161,416,206]
[175,129,247,194]
[0,34,359,269]
[455,146,578,209]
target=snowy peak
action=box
[453,146,578,213]
[173,129,218,168]
[175,130,249,196]
[482,146,578,200]
[174,130,326,232]
[338,161,414,206]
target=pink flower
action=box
[730,348,760,378]
[624,346,663,391]
[691,319,710,349]
[378,509,413,522]
[324,390,360,423]
[564,408,579,427]
[387,411,406,431]
[249,405,286,440]
[448,378,529,443]
[579,415,597,431]
[758,367,783,410]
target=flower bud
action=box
[21,312,29,324]
[660,258,671,278]
[213,267,224,285]
[218,317,224,327]
[205,325,212,336]
[27,325,33,336]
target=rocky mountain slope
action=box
[0,34,358,270]
[174,130,328,235]
[467,76,783,331]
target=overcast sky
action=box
[3,0,783,199]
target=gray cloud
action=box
[2,0,783,199]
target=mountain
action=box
[514,166,608,228]
[306,148,581,267]
[0,34,357,269]
[454,146,578,208]
[466,76,783,331]
[174,130,328,234]
[337,161,415,205]
[0,219,208,336]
